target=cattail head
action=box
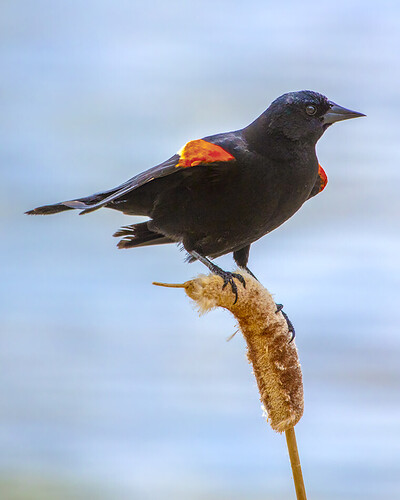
[175,271,304,432]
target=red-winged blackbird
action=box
[27,90,364,302]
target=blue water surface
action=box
[1,1,400,498]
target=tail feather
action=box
[114,222,173,249]
[25,203,74,215]
[25,184,126,216]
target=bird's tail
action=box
[25,188,121,216]
[25,174,142,216]
[113,221,173,249]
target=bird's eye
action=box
[306,104,317,116]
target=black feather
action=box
[114,221,173,249]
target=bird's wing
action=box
[27,139,237,216]
[79,139,236,214]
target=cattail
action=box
[156,271,303,432]
[154,270,307,499]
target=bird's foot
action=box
[275,303,296,342]
[217,269,246,304]
[189,251,246,304]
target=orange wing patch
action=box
[176,139,235,168]
[317,164,328,193]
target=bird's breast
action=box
[237,154,319,237]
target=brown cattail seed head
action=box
[182,272,304,432]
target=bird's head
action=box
[259,90,365,144]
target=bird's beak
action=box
[323,102,366,125]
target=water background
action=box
[1,1,400,498]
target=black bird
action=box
[27,90,364,302]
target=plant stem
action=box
[285,427,307,500]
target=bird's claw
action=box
[220,271,246,304]
[275,303,295,342]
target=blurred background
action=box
[1,0,400,498]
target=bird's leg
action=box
[242,266,259,281]
[189,251,246,304]
[233,247,259,281]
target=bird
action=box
[27,90,364,305]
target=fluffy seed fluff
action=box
[181,271,304,432]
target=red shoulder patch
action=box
[317,164,328,193]
[176,139,235,168]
